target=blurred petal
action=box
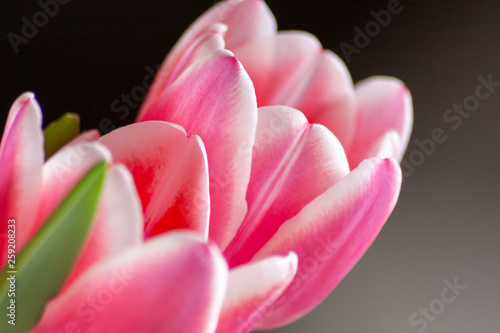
[100,121,210,239]
[233,32,356,150]
[33,142,112,236]
[0,93,44,266]
[69,129,100,145]
[225,106,349,266]
[252,158,402,329]
[62,165,144,290]
[138,51,258,249]
[34,231,228,333]
[365,130,402,161]
[217,252,297,333]
[349,77,413,168]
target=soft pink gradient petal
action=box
[100,121,210,239]
[252,158,402,329]
[139,0,276,117]
[138,51,258,249]
[365,130,402,161]
[217,252,297,333]
[62,165,144,291]
[0,93,44,267]
[68,129,100,145]
[33,142,112,236]
[170,0,276,62]
[348,76,413,168]
[232,32,356,150]
[225,106,349,266]
[140,23,227,114]
[34,231,228,333]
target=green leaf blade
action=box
[44,113,80,159]
[0,162,107,332]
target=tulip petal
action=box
[100,121,210,239]
[348,76,413,168]
[69,129,100,145]
[225,106,349,266]
[138,51,258,249]
[171,0,276,62]
[0,162,106,333]
[365,130,402,161]
[33,142,112,236]
[62,165,144,290]
[0,93,44,267]
[232,32,356,150]
[140,23,227,114]
[33,231,228,333]
[140,0,276,116]
[252,158,402,329]
[217,252,297,333]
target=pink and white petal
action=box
[140,0,276,115]
[32,142,112,236]
[139,51,258,249]
[348,76,413,168]
[232,32,322,107]
[233,33,356,149]
[0,93,44,266]
[68,129,100,145]
[224,106,349,266]
[252,158,402,329]
[291,51,356,152]
[365,130,402,161]
[171,0,276,62]
[217,252,297,333]
[100,121,210,239]
[34,231,228,333]
[140,23,227,114]
[62,165,144,291]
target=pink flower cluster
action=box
[0,1,412,332]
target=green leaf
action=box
[44,113,80,159]
[0,162,107,332]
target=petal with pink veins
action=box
[348,76,413,168]
[0,93,44,267]
[100,121,210,239]
[62,165,144,291]
[163,0,276,75]
[140,0,276,116]
[140,23,227,114]
[224,106,349,267]
[232,32,357,150]
[138,51,258,249]
[217,252,297,333]
[252,158,402,329]
[33,231,228,333]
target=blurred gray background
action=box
[1,1,499,332]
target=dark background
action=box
[1,1,499,332]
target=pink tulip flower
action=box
[1,0,413,331]
[0,93,298,333]
[134,0,412,329]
